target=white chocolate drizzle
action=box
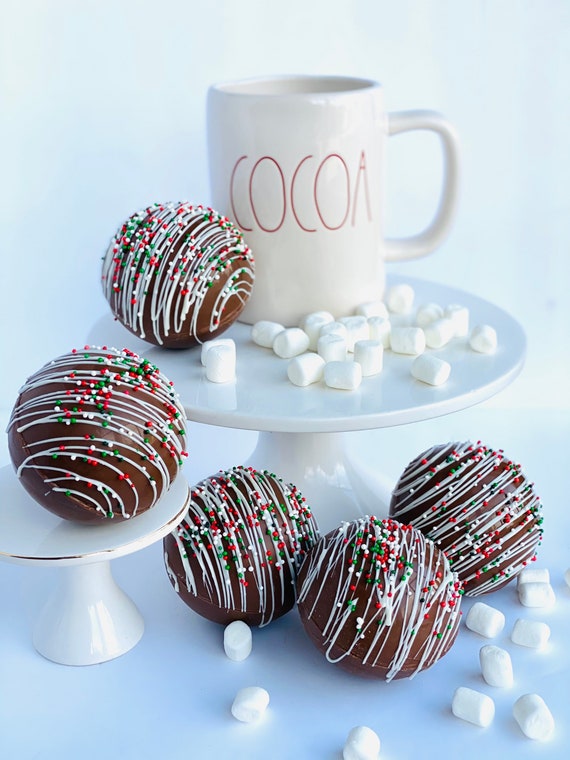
[169,466,320,626]
[8,346,188,519]
[390,442,544,595]
[101,202,255,345]
[297,517,463,681]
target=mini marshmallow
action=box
[517,581,556,608]
[223,620,252,662]
[201,338,236,366]
[324,361,362,391]
[252,320,285,348]
[318,333,347,363]
[342,725,381,760]
[386,283,415,314]
[338,316,369,352]
[231,686,270,723]
[273,328,310,359]
[465,602,505,638]
[287,353,326,387]
[470,324,498,354]
[367,316,391,348]
[479,645,514,688]
[513,694,555,741]
[300,311,335,350]
[517,567,550,587]
[354,340,383,377]
[411,354,451,386]
[416,302,444,327]
[355,301,389,320]
[511,618,551,649]
[205,344,236,383]
[320,320,348,341]
[451,686,495,728]
[423,317,455,349]
[445,304,470,337]
[390,327,426,355]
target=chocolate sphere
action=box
[101,201,255,348]
[296,516,463,681]
[7,346,188,523]
[164,466,320,627]
[389,441,544,595]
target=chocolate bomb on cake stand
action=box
[88,276,526,534]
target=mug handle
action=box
[384,110,460,261]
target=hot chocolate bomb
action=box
[164,466,320,627]
[296,516,463,681]
[389,441,544,595]
[101,201,255,348]
[7,346,188,523]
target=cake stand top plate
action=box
[0,466,190,566]
[88,276,526,434]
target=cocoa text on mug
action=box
[229,151,373,233]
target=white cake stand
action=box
[88,276,526,533]
[0,467,190,666]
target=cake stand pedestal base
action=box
[247,431,394,533]
[33,561,144,666]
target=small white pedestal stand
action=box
[88,276,526,534]
[0,468,190,666]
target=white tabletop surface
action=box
[1,406,569,760]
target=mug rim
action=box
[209,74,381,97]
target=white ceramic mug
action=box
[207,75,459,326]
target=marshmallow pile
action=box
[451,564,558,741]
[249,283,498,391]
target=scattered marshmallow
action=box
[470,324,498,354]
[411,354,451,386]
[354,340,383,377]
[324,361,362,391]
[342,725,381,760]
[517,567,550,587]
[386,283,414,314]
[513,694,555,741]
[201,338,236,366]
[451,686,495,727]
[479,645,514,688]
[320,320,348,341]
[423,317,455,349]
[367,316,391,348]
[223,620,252,662]
[205,343,236,383]
[565,568,570,588]
[355,301,389,320]
[511,618,551,649]
[300,311,335,350]
[445,304,470,337]
[318,333,347,363]
[390,326,426,355]
[287,353,326,387]
[273,328,310,359]
[465,602,505,638]
[416,302,444,327]
[252,320,285,348]
[517,581,556,608]
[231,686,270,723]
[338,316,369,352]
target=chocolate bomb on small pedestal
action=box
[164,466,320,627]
[101,201,255,348]
[296,516,463,681]
[7,346,188,523]
[389,441,544,595]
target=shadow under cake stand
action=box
[0,468,190,666]
[88,276,526,534]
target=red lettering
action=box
[314,154,350,231]
[249,156,287,232]
[290,155,316,232]
[352,150,372,225]
[229,156,253,231]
